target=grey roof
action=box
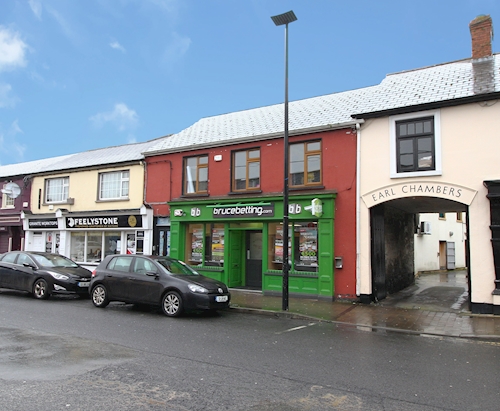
[0,139,160,179]
[354,54,500,116]
[144,86,378,155]
[145,54,500,155]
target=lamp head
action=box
[271,10,297,26]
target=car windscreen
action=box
[31,254,79,268]
[157,258,199,275]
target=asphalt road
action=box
[0,289,499,411]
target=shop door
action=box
[228,231,243,287]
[32,233,45,252]
[245,231,262,289]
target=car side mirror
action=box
[146,271,159,277]
[23,263,36,270]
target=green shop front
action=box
[168,193,336,299]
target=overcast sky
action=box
[0,0,498,165]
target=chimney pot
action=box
[469,15,493,60]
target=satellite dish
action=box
[1,182,21,199]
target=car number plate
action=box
[78,281,90,287]
[215,295,228,303]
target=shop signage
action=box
[362,181,477,208]
[29,218,58,229]
[212,204,274,218]
[305,198,323,217]
[66,215,142,229]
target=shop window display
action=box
[186,223,225,267]
[268,222,318,272]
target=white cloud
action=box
[89,103,139,132]
[0,83,19,108]
[146,0,179,14]
[0,27,28,72]
[0,120,26,160]
[46,6,76,41]
[110,41,126,53]
[162,32,191,67]
[29,0,43,20]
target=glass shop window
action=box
[267,222,318,272]
[186,224,204,265]
[104,232,121,257]
[71,231,121,263]
[294,222,318,272]
[185,223,225,267]
[205,224,225,266]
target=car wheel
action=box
[91,285,109,308]
[161,291,183,317]
[33,278,50,300]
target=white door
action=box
[446,242,456,270]
[32,233,45,252]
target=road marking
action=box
[276,323,316,334]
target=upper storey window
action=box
[290,141,322,187]
[45,177,69,203]
[99,170,129,200]
[232,149,260,191]
[390,110,442,178]
[396,117,435,173]
[2,184,15,208]
[184,155,208,195]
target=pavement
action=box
[229,270,500,341]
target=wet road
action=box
[0,289,499,411]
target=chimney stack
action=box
[469,15,493,59]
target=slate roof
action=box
[145,53,500,155]
[0,139,160,179]
[144,85,379,155]
[354,53,500,116]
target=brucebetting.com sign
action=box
[212,204,274,218]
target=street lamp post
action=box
[271,10,297,311]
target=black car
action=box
[0,251,92,299]
[90,255,231,317]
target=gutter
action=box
[352,92,500,119]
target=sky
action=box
[0,0,499,165]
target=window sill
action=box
[390,169,442,179]
[228,190,262,195]
[95,198,130,203]
[43,201,74,206]
[289,185,324,192]
[180,193,210,198]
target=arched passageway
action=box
[369,196,469,309]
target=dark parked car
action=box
[90,255,230,317]
[0,251,91,299]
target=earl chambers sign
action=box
[65,215,142,229]
[362,181,477,208]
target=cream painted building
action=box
[20,141,156,270]
[414,212,467,273]
[354,16,500,314]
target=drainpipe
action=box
[355,121,363,297]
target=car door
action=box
[0,252,20,288]
[126,257,163,304]
[102,256,134,301]
[14,253,39,292]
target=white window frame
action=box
[45,177,69,203]
[390,109,442,178]
[2,185,15,209]
[99,170,129,200]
